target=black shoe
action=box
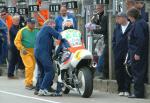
[48,87,56,93]
[8,76,18,79]
[128,94,144,98]
[25,85,35,90]
[34,90,39,95]
[128,94,136,98]
[0,69,2,76]
[51,92,62,97]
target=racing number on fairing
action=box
[75,51,81,60]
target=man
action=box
[112,12,132,97]
[34,20,62,96]
[7,15,20,79]
[14,18,39,89]
[55,6,77,32]
[34,10,49,27]
[126,0,136,10]
[127,8,149,98]
[135,0,149,22]
[0,7,13,30]
[91,4,108,79]
[0,10,9,64]
[0,8,12,64]
[135,0,149,83]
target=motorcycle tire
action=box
[78,67,93,98]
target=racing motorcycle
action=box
[54,31,94,98]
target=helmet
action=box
[62,19,74,30]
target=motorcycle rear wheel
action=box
[78,67,93,98]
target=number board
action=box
[49,4,60,12]
[18,8,28,15]
[28,5,39,12]
[62,1,78,9]
[0,6,6,12]
[7,7,16,13]
[99,0,109,4]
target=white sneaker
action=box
[118,92,124,96]
[38,89,52,96]
[124,92,129,97]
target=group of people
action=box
[87,0,149,99]
[113,0,149,98]
[0,0,149,99]
[0,7,25,78]
[0,5,77,96]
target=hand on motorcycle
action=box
[61,38,70,48]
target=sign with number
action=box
[62,1,78,9]
[0,6,5,12]
[18,0,26,3]
[7,7,16,13]
[49,4,60,12]
[18,8,28,15]
[99,0,109,4]
[28,5,39,12]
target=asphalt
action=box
[0,76,150,103]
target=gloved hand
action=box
[61,38,70,48]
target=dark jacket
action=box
[9,24,20,47]
[91,12,108,44]
[128,18,149,57]
[19,16,26,28]
[112,22,132,61]
[141,6,149,22]
[0,19,8,40]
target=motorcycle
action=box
[54,38,94,98]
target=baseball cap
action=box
[26,17,36,24]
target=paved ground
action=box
[0,76,150,103]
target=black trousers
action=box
[7,45,24,77]
[102,44,109,78]
[131,58,147,98]
[115,57,131,92]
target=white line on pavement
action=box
[0,90,61,103]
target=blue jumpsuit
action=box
[128,18,149,98]
[34,25,62,91]
[0,19,8,64]
[112,23,132,93]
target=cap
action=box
[26,17,36,24]
[116,12,127,18]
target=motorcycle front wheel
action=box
[78,67,93,98]
[62,72,70,94]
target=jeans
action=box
[35,51,55,90]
